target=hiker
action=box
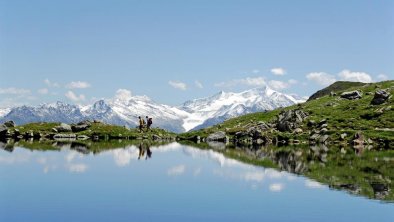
[146,116,153,131]
[138,116,144,132]
[138,142,145,160]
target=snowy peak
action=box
[0,87,305,133]
[180,86,305,131]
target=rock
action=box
[56,123,72,132]
[307,120,316,127]
[12,129,21,138]
[320,123,328,129]
[51,128,58,133]
[256,121,271,131]
[77,135,90,140]
[206,131,229,143]
[3,120,15,128]
[276,109,308,132]
[152,134,162,141]
[53,134,77,139]
[330,91,336,97]
[0,125,11,138]
[353,132,364,145]
[207,141,226,150]
[310,133,320,141]
[340,90,362,100]
[71,124,89,132]
[320,128,328,133]
[294,128,303,134]
[371,90,390,105]
[319,135,329,144]
[24,131,34,138]
[340,133,347,140]
[77,120,92,126]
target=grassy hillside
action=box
[307,81,366,101]
[179,80,394,143]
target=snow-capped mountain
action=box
[0,85,305,132]
[180,85,305,131]
[0,108,11,118]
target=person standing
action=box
[138,116,144,133]
[146,116,152,131]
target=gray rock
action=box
[77,135,90,140]
[340,90,362,100]
[72,124,89,132]
[276,109,308,132]
[340,133,347,140]
[4,120,15,128]
[53,134,77,139]
[56,123,72,132]
[152,134,162,141]
[51,128,58,133]
[294,128,303,134]
[206,131,229,142]
[371,90,390,105]
[24,131,34,138]
[319,135,329,143]
[0,124,11,138]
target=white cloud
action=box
[271,68,286,76]
[65,91,85,102]
[37,88,49,95]
[337,69,372,83]
[195,80,203,89]
[252,69,260,74]
[169,80,187,90]
[288,79,298,85]
[67,164,88,173]
[167,164,186,176]
[377,74,388,80]
[215,77,266,88]
[269,183,284,192]
[268,80,290,91]
[115,89,132,101]
[0,87,31,95]
[66,81,91,89]
[306,72,336,86]
[305,180,324,189]
[44,79,60,88]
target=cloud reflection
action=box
[167,165,186,176]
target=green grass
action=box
[179,80,394,143]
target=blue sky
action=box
[0,0,393,107]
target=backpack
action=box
[148,118,152,125]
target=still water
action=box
[0,142,393,222]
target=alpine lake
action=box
[1,139,393,222]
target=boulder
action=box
[152,134,162,141]
[371,90,390,105]
[276,109,308,132]
[206,131,229,143]
[56,123,72,132]
[0,124,11,138]
[4,120,15,128]
[340,90,362,100]
[294,128,303,134]
[77,135,90,140]
[24,131,34,138]
[77,120,92,126]
[353,132,364,145]
[53,134,77,139]
[71,124,89,132]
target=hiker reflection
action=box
[138,141,152,160]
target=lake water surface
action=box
[1,142,393,222]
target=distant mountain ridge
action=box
[0,85,304,132]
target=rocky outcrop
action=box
[206,131,229,143]
[276,109,308,132]
[340,90,362,100]
[3,120,15,128]
[371,90,390,105]
[56,123,72,132]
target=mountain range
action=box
[0,85,305,133]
